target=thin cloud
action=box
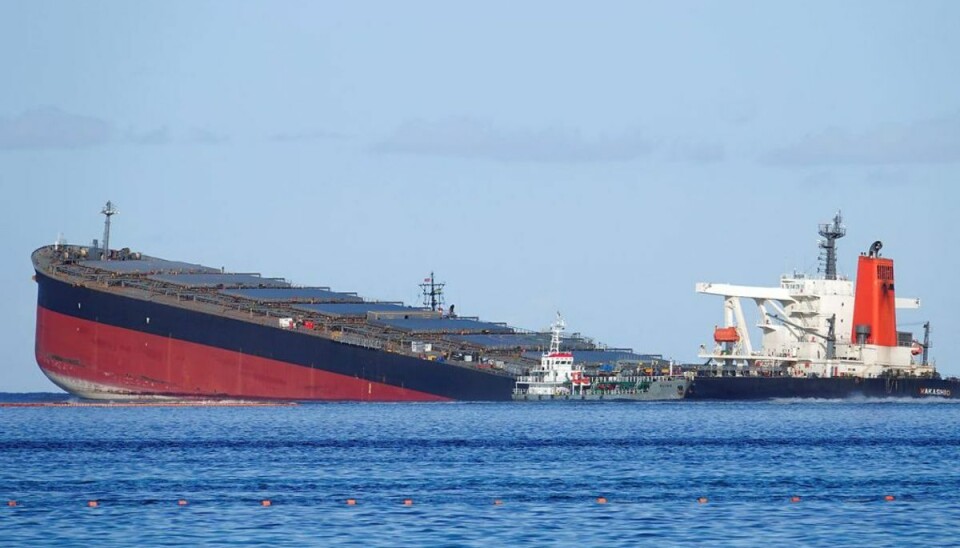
[718,98,759,127]
[130,126,227,145]
[0,107,232,150]
[798,170,835,189]
[763,114,960,166]
[270,129,349,142]
[668,139,725,165]
[864,168,910,188]
[372,118,657,163]
[188,127,229,144]
[0,107,116,150]
[126,126,172,145]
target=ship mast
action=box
[100,201,118,260]
[419,272,445,311]
[548,312,565,354]
[922,321,932,366]
[818,210,846,280]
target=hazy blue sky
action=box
[2,1,959,391]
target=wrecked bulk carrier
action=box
[32,202,672,402]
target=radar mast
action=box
[100,201,118,260]
[420,272,445,311]
[818,210,845,280]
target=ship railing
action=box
[52,264,100,282]
[51,261,519,375]
[337,333,383,350]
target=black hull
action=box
[686,376,959,400]
[35,271,516,401]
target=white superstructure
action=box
[514,313,586,396]
[696,212,933,379]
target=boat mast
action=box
[922,321,932,366]
[100,201,118,260]
[548,312,564,354]
[818,210,846,280]
[420,272,445,311]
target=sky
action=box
[1,1,959,391]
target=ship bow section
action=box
[33,271,514,401]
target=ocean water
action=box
[2,396,959,546]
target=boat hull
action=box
[34,272,515,401]
[685,376,959,400]
[513,379,689,401]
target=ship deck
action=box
[35,246,663,379]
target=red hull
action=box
[35,306,450,402]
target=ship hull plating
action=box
[34,272,515,401]
[686,376,959,400]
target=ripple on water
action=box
[2,401,960,546]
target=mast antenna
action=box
[922,321,932,366]
[548,312,565,354]
[100,201,118,260]
[818,210,846,280]
[419,272,445,311]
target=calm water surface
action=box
[2,396,959,546]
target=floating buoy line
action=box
[1,495,904,508]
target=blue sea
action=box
[2,394,959,546]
